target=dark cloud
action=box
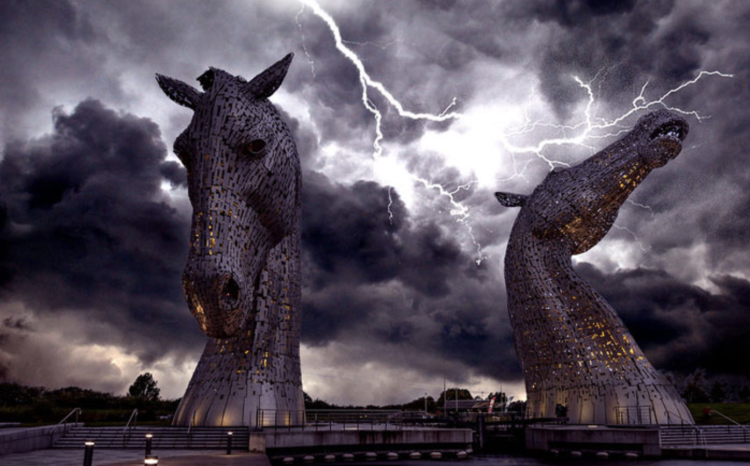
[0,0,749,402]
[504,0,717,120]
[300,171,517,381]
[159,161,187,188]
[0,0,117,138]
[302,171,466,298]
[578,263,750,378]
[0,99,199,372]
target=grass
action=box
[689,403,750,425]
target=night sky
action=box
[1,0,749,405]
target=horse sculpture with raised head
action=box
[496,109,694,425]
[156,54,303,427]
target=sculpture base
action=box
[526,382,694,425]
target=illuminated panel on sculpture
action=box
[157,54,304,427]
[497,109,694,425]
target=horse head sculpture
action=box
[496,109,694,425]
[157,54,303,426]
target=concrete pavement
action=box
[0,448,271,466]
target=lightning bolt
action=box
[626,199,656,219]
[612,224,649,253]
[298,0,483,262]
[295,5,316,79]
[497,71,733,172]
[414,178,486,265]
[299,0,461,159]
[342,38,402,50]
[296,0,732,264]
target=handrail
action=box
[660,411,705,448]
[57,407,82,426]
[123,409,138,439]
[710,409,750,429]
[55,407,82,438]
[664,409,689,426]
[710,409,750,443]
[615,405,655,424]
[187,409,197,438]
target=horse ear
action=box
[246,53,294,100]
[495,192,527,208]
[156,74,201,110]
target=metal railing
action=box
[663,408,690,426]
[256,409,407,431]
[709,409,750,442]
[57,407,82,426]
[614,405,655,425]
[660,409,706,448]
[55,407,82,437]
[186,409,197,445]
[122,409,138,445]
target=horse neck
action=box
[504,226,577,299]
[244,210,301,330]
[504,222,648,363]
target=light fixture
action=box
[145,433,154,456]
[83,441,95,466]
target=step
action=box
[54,426,250,450]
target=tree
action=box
[436,388,473,407]
[128,373,160,402]
[710,381,727,403]
[681,368,709,403]
[507,400,526,413]
[402,396,436,412]
[0,382,44,407]
[738,385,750,403]
[487,391,508,404]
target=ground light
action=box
[227,431,233,455]
[82,441,94,466]
[144,455,158,465]
[145,433,153,456]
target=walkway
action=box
[0,449,270,466]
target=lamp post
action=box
[145,433,153,457]
[83,441,95,466]
[144,455,159,465]
[227,431,233,455]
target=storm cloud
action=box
[1,0,749,403]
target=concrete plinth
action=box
[0,424,81,455]
[526,425,661,458]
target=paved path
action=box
[0,449,270,466]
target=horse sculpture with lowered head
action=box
[497,109,694,425]
[157,54,303,427]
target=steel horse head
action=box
[495,109,694,425]
[157,54,303,426]
[157,54,300,339]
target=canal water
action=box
[348,455,750,466]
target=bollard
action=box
[145,433,153,457]
[144,456,159,465]
[227,431,233,455]
[83,441,94,466]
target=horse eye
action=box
[246,139,266,155]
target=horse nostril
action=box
[223,277,240,303]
